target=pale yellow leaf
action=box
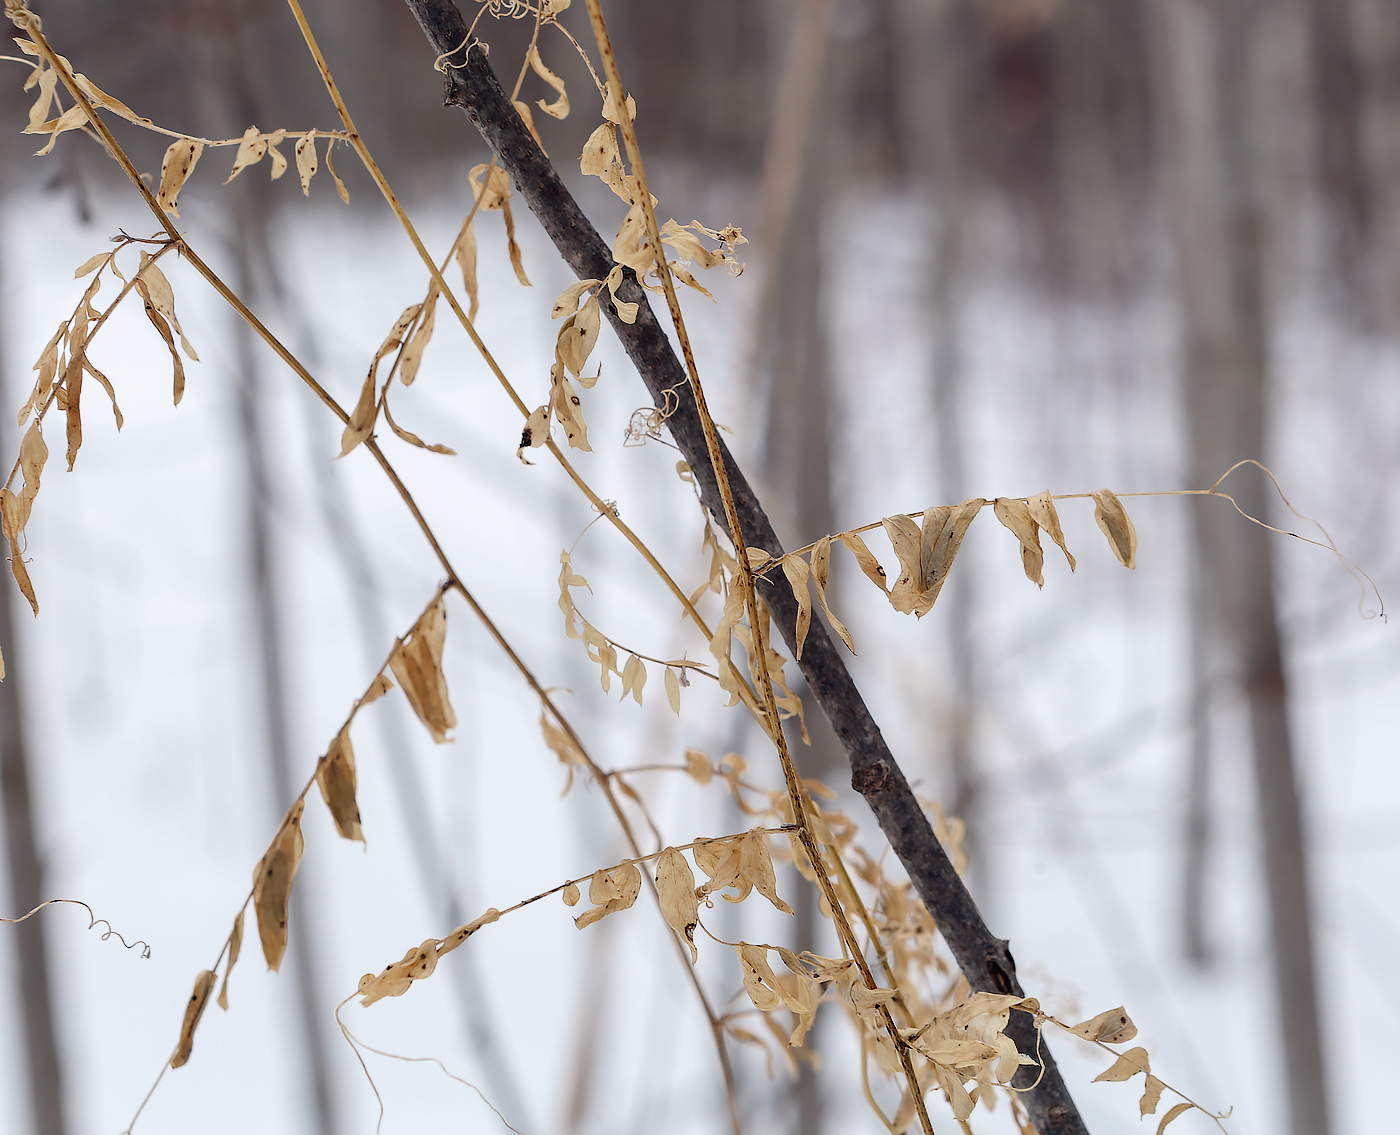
[665,666,681,714]
[224,125,267,183]
[839,531,888,593]
[156,138,203,218]
[781,555,812,658]
[295,132,317,195]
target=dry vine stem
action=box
[404,0,1089,1129]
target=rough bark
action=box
[1149,3,1332,1132]
[400,3,1089,1131]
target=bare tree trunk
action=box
[1150,3,1332,1132]
[0,232,68,1135]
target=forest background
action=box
[0,1,1397,1135]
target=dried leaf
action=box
[358,938,439,1006]
[325,139,350,203]
[562,882,581,907]
[1092,489,1138,569]
[601,84,637,125]
[266,128,288,180]
[437,907,501,957]
[136,255,198,360]
[526,44,569,119]
[781,555,812,659]
[552,279,598,319]
[315,726,364,843]
[169,970,216,1068]
[1140,1075,1165,1116]
[339,368,378,458]
[360,672,394,707]
[664,666,681,714]
[809,536,856,653]
[882,515,924,614]
[549,364,591,451]
[739,830,794,914]
[574,863,642,929]
[252,799,305,971]
[1156,1103,1194,1135]
[73,251,109,279]
[9,547,37,616]
[216,910,244,1011]
[620,653,646,705]
[685,748,713,784]
[737,943,783,1011]
[839,531,889,593]
[390,596,456,743]
[655,847,699,962]
[63,353,82,470]
[1070,1006,1137,1044]
[382,388,456,455]
[503,198,530,286]
[1093,1046,1151,1083]
[1027,490,1075,570]
[32,103,87,156]
[72,72,153,129]
[224,125,267,183]
[295,132,317,195]
[455,218,479,321]
[132,279,184,405]
[993,498,1044,587]
[557,295,601,376]
[156,138,203,217]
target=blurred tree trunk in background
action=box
[756,6,839,1133]
[183,14,342,1135]
[1150,4,1333,1134]
[893,0,983,885]
[0,229,68,1135]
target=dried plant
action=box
[6,1,1376,1132]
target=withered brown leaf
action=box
[252,799,305,971]
[216,909,244,1011]
[1092,489,1138,569]
[169,969,216,1068]
[314,726,363,843]
[390,596,456,743]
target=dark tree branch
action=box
[400,3,1089,1131]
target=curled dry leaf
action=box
[252,799,305,971]
[389,595,456,743]
[1093,1045,1151,1083]
[1156,1102,1195,1135]
[224,125,268,183]
[513,99,547,153]
[340,303,421,457]
[526,44,569,119]
[358,908,501,1008]
[556,294,601,376]
[574,863,642,929]
[781,555,812,658]
[839,531,888,593]
[437,907,500,957]
[620,653,646,705]
[382,388,456,455]
[1092,489,1138,569]
[1028,490,1075,570]
[655,847,699,962]
[455,218,479,321]
[295,132,318,195]
[810,536,856,653]
[266,128,288,180]
[694,831,793,914]
[314,726,363,843]
[1140,1075,1166,1116]
[398,284,438,387]
[169,969,217,1069]
[1070,1005,1137,1044]
[156,138,203,217]
[324,139,350,203]
[518,403,550,461]
[993,498,1045,587]
[216,910,244,1011]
